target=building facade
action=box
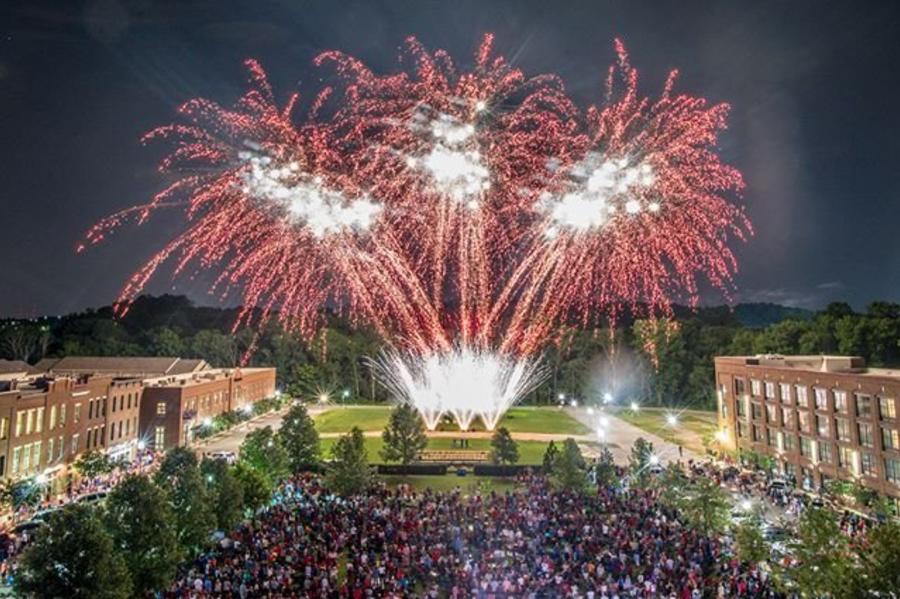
[139,367,276,451]
[715,355,900,501]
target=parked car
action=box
[207,451,237,465]
[76,491,109,504]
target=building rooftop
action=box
[0,359,39,375]
[37,356,210,378]
[715,354,900,379]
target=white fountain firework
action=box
[369,346,548,431]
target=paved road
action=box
[196,405,333,455]
[566,407,701,466]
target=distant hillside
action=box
[731,303,814,328]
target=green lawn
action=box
[319,435,550,465]
[610,407,717,454]
[314,405,588,435]
[379,474,520,494]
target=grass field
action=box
[319,436,550,465]
[314,405,589,435]
[610,407,717,454]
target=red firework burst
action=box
[85,35,749,360]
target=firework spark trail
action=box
[88,36,748,429]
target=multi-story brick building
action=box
[139,367,276,451]
[0,374,140,494]
[715,355,900,502]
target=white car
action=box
[207,451,237,465]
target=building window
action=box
[834,390,848,414]
[798,411,811,433]
[765,382,776,400]
[816,415,831,438]
[767,429,778,447]
[737,421,747,438]
[49,405,57,431]
[838,446,854,469]
[751,379,762,397]
[57,435,63,459]
[800,437,813,458]
[11,446,21,475]
[154,426,165,449]
[736,398,746,418]
[783,433,796,452]
[35,407,44,434]
[766,404,778,424]
[88,400,93,420]
[752,425,763,442]
[752,403,764,420]
[71,433,79,455]
[861,452,876,477]
[886,458,900,485]
[818,442,833,464]
[780,383,792,404]
[796,386,809,408]
[856,394,873,418]
[858,423,874,447]
[47,437,55,462]
[835,418,851,443]
[883,427,899,451]
[74,403,81,423]
[782,408,794,429]
[0,417,7,440]
[60,404,66,424]
[156,402,166,415]
[880,397,897,420]
[814,388,828,411]
[25,409,34,435]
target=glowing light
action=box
[370,346,548,431]
[740,499,753,512]
[202,417,212,427]
[648,454,660,465]
[35,473,49,485]
[715,429,729,443]
[239,152,381,237]
[602,392,613,403]
[599,416,609,428]
[136,440,147,451]
[587,407,595,415]
[630,401,640,412]
[665,413,679,427]
[242,404,253,414]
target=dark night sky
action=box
[2,0,899,317]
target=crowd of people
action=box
[165,472,780,598]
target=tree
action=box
[380,404,428,465]
[15,504,132,598]
[676,476,730,535]
[628,437,654,486]
[154,447,216,554]
[277,402,321,472]
[733,517,770,567]
[74,450,114,479]
[239,425,289,483]
[233,461,272,512]
[784,507,853,598]
[489,427,519,465]
[326,427,371,495]
[542,440,559,473]
[201,459,245,530]
[593,446,617,487]
[1,478,44,510]
[846,519,900,598]
[552,438,587,491]
[104,474,180,595]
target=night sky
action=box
[2,0,899,317]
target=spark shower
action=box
[83,35,748,430]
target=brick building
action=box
[715,355,900,501]
[139,367,276,450]
[0,374,139,494]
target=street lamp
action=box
[665,413,679,427]
[630,401,640,412]
[136,440,146,451]
[587,407,595,415]
[341,389,350,402]
[648,454,660,465]
[603,392,613,404]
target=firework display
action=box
[87,35,748,429]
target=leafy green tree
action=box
[542,440,559,473]
[154,447,216,554]
[593,445,617,487]
[147,326,185,357]
[326,427,371,495]
[676,476,730,535]
[1,478,44,510]
[734,517,770,567]
[846,519,900,598]
[277,403,321,471]
[380,404,428,465]
[489,427,519,465]
[233,461,272,512]
[239,425,289,483]
[201,459,245,530]
[74,450,114,479]
[784,507,853,598]
[656,462,689,508]
[552,438,587,491]
[15,504,132,598]
[628,437,654,485]
[104,474,181,595]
